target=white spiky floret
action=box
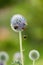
[13,52,21,64]
[29,50,40,61]
[11,14,27,32]
[0,51,9,62]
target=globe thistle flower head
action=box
[29,50,40,61]
[13,52,21,64]
[11,14,27,32]
[0,52,9,62]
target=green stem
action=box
[33,60,35,65]
[19,31,24,65]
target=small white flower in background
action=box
[0,52,9,63]
[29,50,40,61]
[13,52,21,64]
[11,14,27,32]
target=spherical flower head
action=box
[0,52,9,62]
[13,52,21,64]
[29,50,40,61]
[11,14,27,32]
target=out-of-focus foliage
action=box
[0,0,43,65]
[0,0,25,8]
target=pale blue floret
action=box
[11,14,26,32]
[13,52,21,64]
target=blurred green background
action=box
[0,0,43,65]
